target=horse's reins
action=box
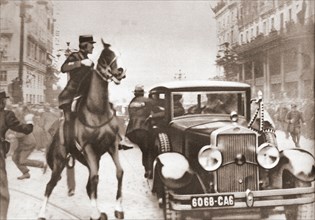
[95,56,118,82]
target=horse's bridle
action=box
[96,56,117,82]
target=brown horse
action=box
[38,40,126,220]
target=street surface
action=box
[6,130,314,220]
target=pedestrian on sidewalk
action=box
[286,103,306,148]
[0,91,34,220]
[12,106,47,180]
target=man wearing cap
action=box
[286,103,306,148]
[0,91,34,220]
[125,85,155,178]
[59,35,95,150]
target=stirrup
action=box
[71,95,82,112]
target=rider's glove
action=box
[81,59,94,67]
[24,114,34,125]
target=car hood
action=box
[170,115,247,135]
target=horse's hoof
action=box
[38,218,46,220]
[100,213,107,220]
[114,210,124,219]
[90,213,107,220]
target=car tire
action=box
[155,133,171,153]
[163,186,181,220]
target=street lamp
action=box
[57,42,77,58]
[215,42,239,80]
[17,0,33,103]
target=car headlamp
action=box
[230,111,238,122]
[257,143,280,169]
[198,145,222,171]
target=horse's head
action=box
[96,39,126,85]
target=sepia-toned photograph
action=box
[0,0,314,219]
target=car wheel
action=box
[163,186,181,220]
[155,133,171,153]
[152,133,171,201]
[283,177,314,220]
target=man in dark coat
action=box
[58,35,95,149]
[125,85,155,178]
[286,103,306,148]
[0,91,34,220]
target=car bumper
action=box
[169,186,315,211]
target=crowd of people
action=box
[265,98,314,146]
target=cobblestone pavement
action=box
[5,130,314,220]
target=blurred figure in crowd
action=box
[12,106,47,180]
[125,85,155,179]
[0,91,34,220]
[275,102,289,138]
[286,104,306,148]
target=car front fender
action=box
[153,152,194,189]
[280,148,315,182]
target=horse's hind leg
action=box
[109,144,124,219]
[38,156,66,220]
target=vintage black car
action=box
[147,80,315,220]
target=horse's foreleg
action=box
[109,144,124,219]
[84,145,103,220]
[38,157,66,220]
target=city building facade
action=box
[213,0,314,102]
[0,0,56,104]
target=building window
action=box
[283,48,297,73]
[288,8,292,21]
[269,53,281,75]
[0,71,7,82]
[271,17,275,30]
[245,62,252,80]
[240,34,243,44]
[270,83,281,99]
[254,56,264,78]
[285,82,298,99]
[256,25,259,35]
[280,13,284,30]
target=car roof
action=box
[149,80,251,93]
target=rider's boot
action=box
[63,105,74,149]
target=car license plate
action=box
[191,195,234,208]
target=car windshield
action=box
[171,91,246,118]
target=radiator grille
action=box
[217,134,258,192]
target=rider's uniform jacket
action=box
[61,51,90,83]
[125,96,154,135]
[58,51,92,108]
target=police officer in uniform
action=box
[59,35,95,149]
[125,85,155,178]
[286,103,306,148]
[0,91,34,220]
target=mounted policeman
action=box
[58,35,95,149]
